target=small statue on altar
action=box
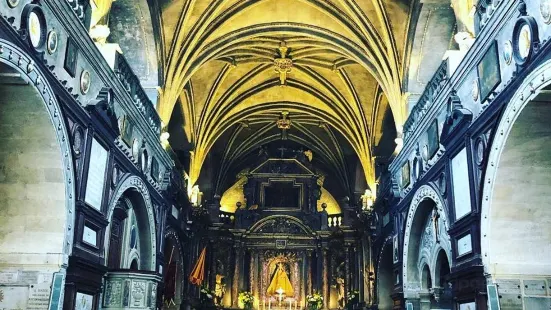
[214,274,226,306]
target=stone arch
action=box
[376,236,394,310]
[402,184,452,298]
[481,58,551,277]
[0,38,76,308]
[105,174,156,271]
[163,228,185,309]
[0,39,76,259]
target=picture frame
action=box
[401,161,410,189]
[477,40,501,103]
[427,119,439,159]
[121,115,134,147]
[393,234,399,263]
[64,37,78,77]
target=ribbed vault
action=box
[158,0,413,194]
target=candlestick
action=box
[269,297,271,310]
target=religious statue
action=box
[336,277,345,309]
[214,274,226,306]
[267,263,294,299]
[432,207,440,243]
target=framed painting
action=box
[121,116,134,147]
[64,37,78,77]
[401,161,410,189]
[427,119,439,159]
[477,40,501,103]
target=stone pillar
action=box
[232,246,243,307]
[260,251,266,305]
[322,249,329,310]
[306,251,312,296]
[345,247,351,296]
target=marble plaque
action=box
[83,225,97,246]
[457,234,472,256]
[0,271,18,283]
[85,139,108,210]
[524,297,551,308]
[75,292,94,310]
[496,279,521,294]
[28,284,51,310]
[498,294,523,309]
[0,286,29,308]
[452,148,472,220]
[524,280,547,296]
[459,302,476,310]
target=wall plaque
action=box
[75,292,94,310]
[457,234,472,257]
[451,148,471,220]
[85,138,108,210]
[83,225,97,246]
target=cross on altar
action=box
[277,146,288,158]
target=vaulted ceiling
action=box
[155,0,414,198]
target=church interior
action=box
[0,0,550,309]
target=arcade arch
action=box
[481,59,551,281]
[0,40,76,308]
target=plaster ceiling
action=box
[157,0,414,194]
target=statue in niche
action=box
[432,208,440,243]
[214,274,226,306]
[336,277,345,309]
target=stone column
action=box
[232,245,243,307]
[306,251,312,296]
[345,247,351,296]
[259,251,266,306]
[322,249,329,310]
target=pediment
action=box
[250,158,314,176]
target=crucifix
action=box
[277,146,288,158]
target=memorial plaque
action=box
[452,148,472,220]
[19,271,39,285]
[496,279,521,295]
[524,280,547,296]
[0,271,18,283]
[0,286,29,308]
[85,139,108,210]
[75,292,94,310]
[498,294,523,309]
[28,284,51,310]
[457,234,472,256]
[83,225,97,246]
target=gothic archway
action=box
[162,229,184,309]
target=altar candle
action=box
[288,300,291,310]
[269,298,271,310]
[263,298,265,310]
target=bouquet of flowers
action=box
[346,290,359,302]
[238,291,254,310]
[306,292,323,310]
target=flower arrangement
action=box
[238,291,254,310]
[346,290,359,302]
[200,287,214,300]
[306,292,323,310]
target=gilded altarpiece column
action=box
[322,249,329,310]
[233,246,244,307]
